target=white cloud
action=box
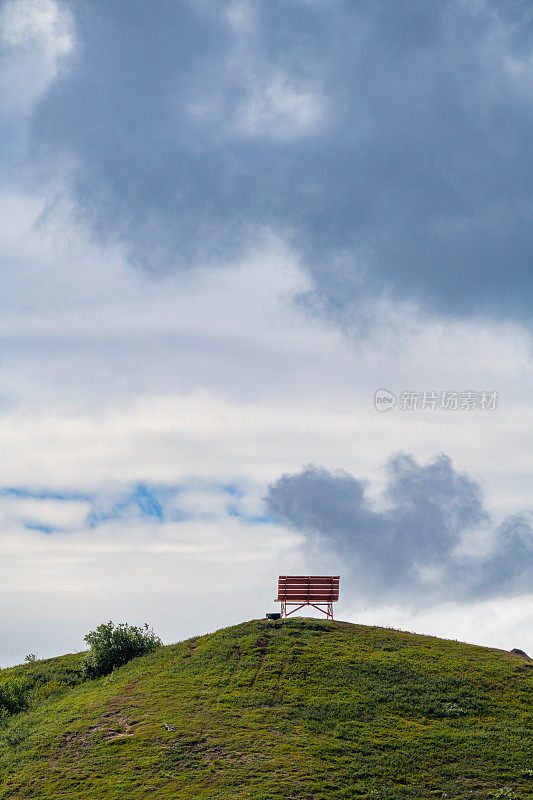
[170,488,234,518]
[0,0,72,54]
[225,0,255,35]
[0,494,302,665]
[187,0,326,140]
[346,596,533,656]
[0,0,74,116]
[234,70,324,139]
[0,495,90,529]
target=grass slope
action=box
[0,618,532,799]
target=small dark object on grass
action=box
[266,613,281,620]
[511,648,531,659]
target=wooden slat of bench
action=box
[278,578,339,584]
[278,586,339,592]
[278,586,339,591]
[276,598,338,604]
[278,581,338,588]
[277,593,339,599]
[278,589,338,592]
[278,576,340,580]
[277,588,338,593]
[278,583,339,592]
[278,579,338,585]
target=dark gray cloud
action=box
[25,0,533,322]
[264,454,533,603]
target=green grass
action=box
[0,618,531,799]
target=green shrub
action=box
[0,662,82,722]
[0,677,30,720]
[82,621,162,679]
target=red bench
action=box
[275,575,340,619]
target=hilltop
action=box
[0,618,532,799]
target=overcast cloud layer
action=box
[21,0,533,320]
[1,0,532,666]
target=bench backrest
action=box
[276,575,340,603]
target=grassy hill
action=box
[0,618,532,799]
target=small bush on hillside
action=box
[82,621,162,679]
[0,677,30,720]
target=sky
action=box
[0,0,532,667]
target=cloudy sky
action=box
[1,0,532,666]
